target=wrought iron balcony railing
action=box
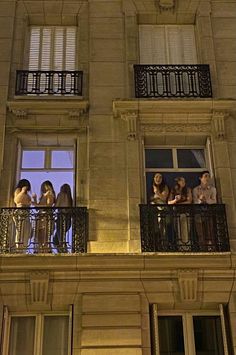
[0,207,88,254]
[140,204,229,252]
[134,64,212,98]
[15,70,83,96]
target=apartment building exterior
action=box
[0,0,236,354]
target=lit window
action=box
[19,148,74,198]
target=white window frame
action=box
[151,305,229,355]
[2,309,72,355]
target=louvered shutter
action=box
[28,26,76,71]
[139,25,166,64]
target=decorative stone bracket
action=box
[157,0,175,11]
[30,271,49,305]
[8,108,28,119]
[212,110,228,141]
[178,270,198,302]
[120,111,138,140]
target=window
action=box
[19,148,74,198]
[151,306,228,355]
[139,25,197,64]
[144,147,209,202]
[28,26,76,71]
[4,313,70,355]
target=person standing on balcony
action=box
[32,180,56,252]
[53,184,73,252]
[193,171,217,250]
[150,173,169,250]
[14,179,32,251]
[168,177,192,248]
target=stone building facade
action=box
[0,0,236,354]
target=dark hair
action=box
[40,180,55,197]
[153,174,167,194]
[174,181,188,199]
[16,179,31,191]
[60,184,73,206]
[199,170,210,178]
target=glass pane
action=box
[158,316,185,355]
[9,317,35,355]
[22,150,45,168]
[42,316,69,355]
[193,316,224,355]
[20,171,74,198]
[51,151,74,168]
[177,149,205,168]
[145,149,173,168]
[146,172,200,203]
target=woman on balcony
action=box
[32,180,56,252]
[53,184,73,252]
[150,173,169,250]
[168,177,192,248]
[13,179,32,251]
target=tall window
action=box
[151,307,229,355]
[139,25,197,64]
[5,314,70,355]
[145,146,210,202]
[28,26,76,71]
[19,148,74,198]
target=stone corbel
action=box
[157,0,175,11]
[212,111,228,140]
[9,109,28,119]
[178,270,198,302]
[30,271,49,305]
[120,111,138,140]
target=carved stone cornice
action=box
[212,110,229,141]
[178,270,198,302]
[141,123,211,134]
[7,99,89,118]
[8,109,28,119]
[30,271,49,305]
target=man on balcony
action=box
[193,171,217,251]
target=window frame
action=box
[3,310,72,355]
[151,305,229,355]
[143,145,212,203]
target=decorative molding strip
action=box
[141,123,211,134]
[68,109,86,120]
[30,272,49,305]
[9,109,28,119]
[178,270,198,302]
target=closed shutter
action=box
[139,25,197,64]
[28,26,76,71]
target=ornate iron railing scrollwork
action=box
[0,207,88,254]
[140,204,229,252]
[15,70,83,96]
[134,64,212,98]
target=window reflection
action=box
[158,316,185,355]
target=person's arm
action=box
[45,191,55,206]
[168,189,177,204]
[193,187,201,204]
[181,188,192,204]
[14,187,26,205]
[206,187,217,204]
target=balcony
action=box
[0,207,88,254]
[134,64,212,99]
[140,204,230,253]
[15,70,83,96]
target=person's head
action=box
[40,180,55,195]
[16,179,31,192]
[153,173,163,186]
[60,184,73,205]
[199,170,210,185]
[175,176,186,189]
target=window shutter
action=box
[54,27,64,71]
[28,27,40,70]
[65,27,76,71]
[41,27,52,70]
[139,25,197,64]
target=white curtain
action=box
[8,317,35,355]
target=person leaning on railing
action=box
[13,179,32,251]
[193,171,217,250]
[168,177,192,247]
